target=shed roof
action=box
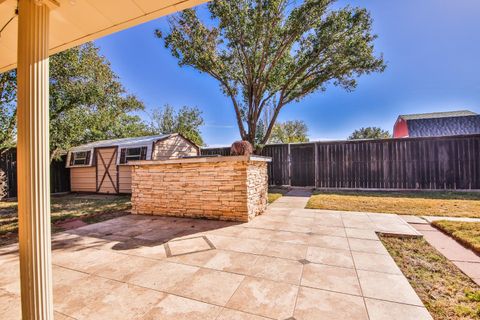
[399,110,477,121]
[70,134,172,152]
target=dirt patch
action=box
[0,194,131,246]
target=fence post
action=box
[314,142,318,188]
[287,143,292,186]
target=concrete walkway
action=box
[421,216,480,223]
[411,223,480,285]
[0,195,431,320]
[399,214,480,285]
[267,188,312,209]
[400,215,480,224]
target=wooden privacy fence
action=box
[0,149,70,198]
[201,134,480,190]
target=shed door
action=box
[290,144,315,187]
[96,148,118,194]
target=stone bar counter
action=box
[130,155,271,222]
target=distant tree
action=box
[158,0,385,150]
[0,70,17,152]
[149,105,204,146]
[348,127,391,140]
[0,43,148,160]
[269,120,309,144]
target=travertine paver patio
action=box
[0,194,431,320]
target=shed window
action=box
[120,146,148,164]
[69,151,91,166]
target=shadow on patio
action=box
[1,197,432,319]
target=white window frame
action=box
[119,145,149,164]
[125,147,142,162]
[68,150,93,167]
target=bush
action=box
[230,140,253,156]
[0,169,7,200]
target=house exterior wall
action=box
[152,135,199,160]
[130,156,270,222]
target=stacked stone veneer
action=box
[130,156,270,222]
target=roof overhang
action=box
[0,0,208,73]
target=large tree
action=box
[0,70,17,152]
[0,42,148,160]
[269,120,309,144]
[149,104,204,146]
[48,43,148,160]
[348,126,391,140]
[158,0,385,150]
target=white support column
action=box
[17,0,53,318]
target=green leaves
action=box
[0,42,148,160]
[159,0,385,148]
[0,70,17,151]
[149,104,205,146]
[348,127,391,140]
[269,120,309,144]
[48,42,147,160]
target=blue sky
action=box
[94,0,480,146]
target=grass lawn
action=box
[381,236,480,320]
[432,220,480,255]
[0,194,131,246]
[268,187,290,203]
[306,190,480,218]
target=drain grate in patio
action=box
[164,236,216,257]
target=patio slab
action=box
[0,195,431,319]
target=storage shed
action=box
[66,134,199,194]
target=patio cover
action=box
[0,0,208,318]
[0,0,207,72]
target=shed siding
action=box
[118,165,132,193]
[152,135,198,160]
[70,167,96,192]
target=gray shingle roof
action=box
[400,110,477,120]
[70,134,172,152]
[406,115,480,137]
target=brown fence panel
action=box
[291,143,315,187]
[314,135,480,190]
[201,134,480,190]
[200,147,230,156]
[261,144,289,186]
[0,149,70,198]
[200,144,290,185]
[0,149,17,198]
